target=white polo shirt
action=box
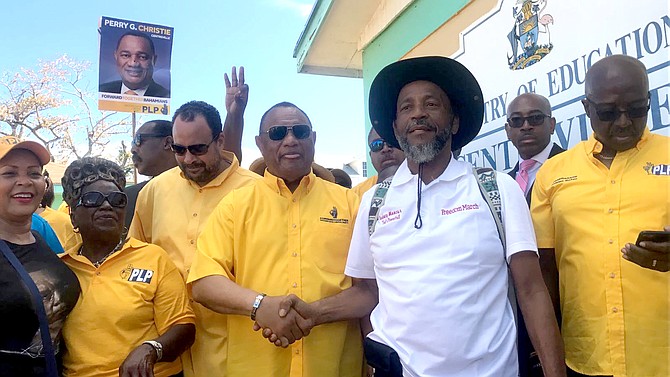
[345,157,537,377]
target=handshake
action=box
[251,294,318,348]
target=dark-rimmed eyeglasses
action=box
[132,133,170,147]
[264,124,312,141]
[170,137,217,156]
[369,138,394,152]
[506,114,551,128]
[76,191,127,208]
[584,96,650,122]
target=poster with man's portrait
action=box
[98,16,174,115]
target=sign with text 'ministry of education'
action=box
[414,0,669,170]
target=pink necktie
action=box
[516,159,537,194]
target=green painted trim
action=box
[361,0,469,174]
[293,0,335,71]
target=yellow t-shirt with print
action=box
[61,238,195,377]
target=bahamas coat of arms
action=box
[507,0,554,70]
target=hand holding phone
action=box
[622,228,670,272]
[635,230,670,246]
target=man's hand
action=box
[224,66,248,116]
[253,294,316,347]
[622,226,670,272]
[253,295,311,348]
[119,343,157,377]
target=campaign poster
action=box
[98,16,174,115]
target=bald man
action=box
[506,93,564,205]
[505,93,564,377]
[531,55,670,376]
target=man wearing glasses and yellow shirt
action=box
[532,54,670,377]
[188,102,368,377]
[128,99,259,377]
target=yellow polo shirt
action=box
[39,206,73,247]
[128,152,259,377]
[188,171,365,377]
[351,175,377,198]
[60,238,195,377]
[531,129,670,377]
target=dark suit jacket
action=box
[99,80,170,98]
[124,180,149,229]
[508,142,563,377]
[508,143,565,205]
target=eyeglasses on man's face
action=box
[584,95,650,122]
[506,114,551,129]
[263,124,312,141]
[170,136,217,156]
[132,133,170,147]
[368,138,394,152]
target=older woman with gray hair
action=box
[59,157,195,377]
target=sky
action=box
[0,0,368,169]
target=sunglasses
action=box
[585,96,650,122]
[369,138,394,152]
[170,137,217,156]
[132,133,170,147]
[506,114,551,128]
[76,191,128,208]
[264,124,312,141]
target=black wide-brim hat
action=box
[369,56,484,151]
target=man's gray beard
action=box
[397,127,451,164]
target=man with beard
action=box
[531,55,670,377]
[341,56,566,377]
[128,100,259,377]
[352,127,405,197]
[125,66,249,228]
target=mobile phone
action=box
[635,230,670,246]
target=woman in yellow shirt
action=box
[60,157,195,377]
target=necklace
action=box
[79,237,127,268]
[596,153,615,160]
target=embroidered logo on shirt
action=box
[551,175,577,185]
[378,209,401,225]
[119,264,154,283]
[441,203,480,216]
[644,162,670,175]
[320,206,349,224]
[127,268,154,283]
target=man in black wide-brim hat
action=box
[344,56,566,377]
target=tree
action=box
[0,55,134,162]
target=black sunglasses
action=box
[132,133,170,147]
[506,114,551,128]
[585,96,650,122]
[170,137,217,156]
[76,191,128,208]
[369,138,394,152]
[264,124,312,141]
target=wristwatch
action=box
[250,293,267,320]
[142,340,163,361]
